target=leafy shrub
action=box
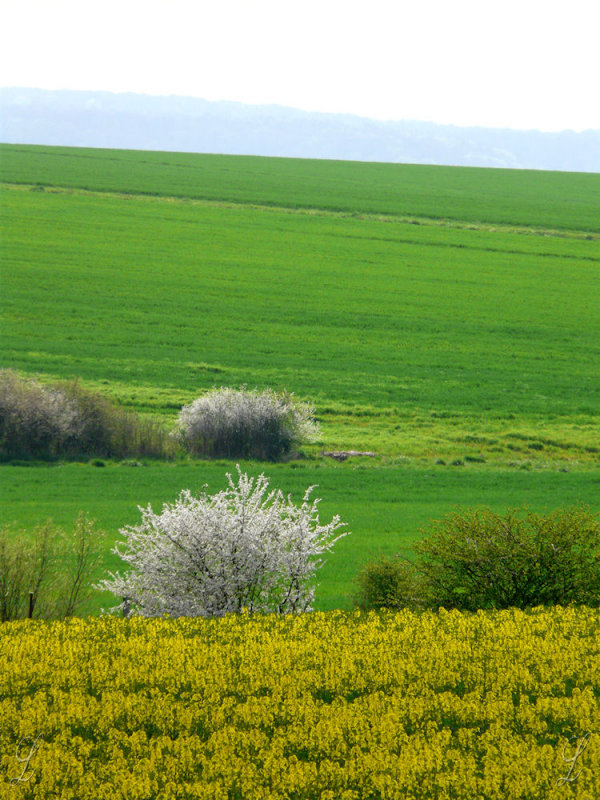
[175,386,320,461]
[354,506,600,612]
[416,506,600,610]
[97,466,348,617]
[0,370,173,460]
[354,555,426,611]
[0,514,105,620]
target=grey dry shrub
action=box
[0,370,172,460]
[0,370,80,460]
[175,387,320,461]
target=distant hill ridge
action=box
[1,87,599,173]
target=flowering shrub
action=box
[174,386,320,460]
[97,466,348,617]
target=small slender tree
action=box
[0,515,105,621]
[97,467,348,617]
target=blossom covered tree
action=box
[98,467,348,617]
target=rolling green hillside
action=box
[1,144,599,610]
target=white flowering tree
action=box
[97,467,348,617]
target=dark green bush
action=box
[353,555,426,611]
[416,506,600,610]
[354,506,600,612]
[62,380,174,460]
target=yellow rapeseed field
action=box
[1,607,598,799]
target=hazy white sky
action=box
[2,0,599,132]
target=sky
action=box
[2,0,600,132]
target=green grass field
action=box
[3,143,600,231]
[1,144,599,611]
